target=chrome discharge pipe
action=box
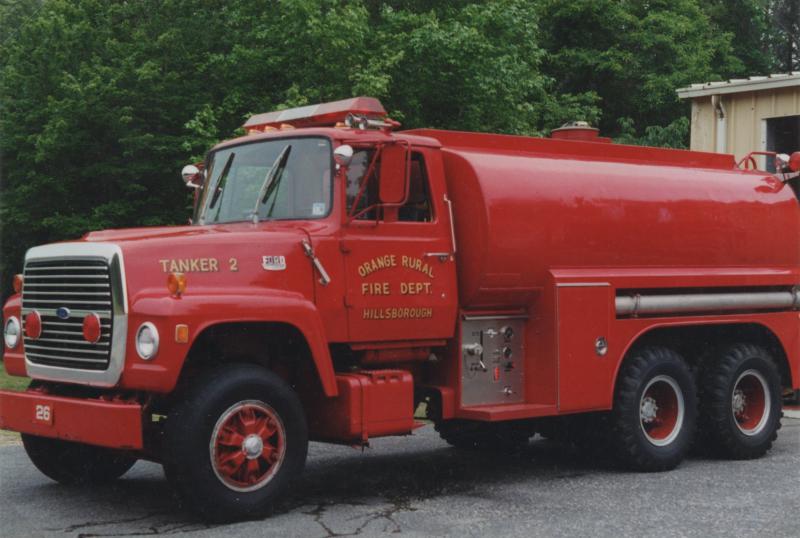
[616,288,800,317]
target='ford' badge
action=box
[56,307,71,320]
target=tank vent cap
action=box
[550,121,612,143]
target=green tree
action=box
[539,0,743,141]
[701,0,774,76]
[767,0,800,71]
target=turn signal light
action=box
[24,310,42,340]
[167,272,187,297]
[175,324,189,344]
[13,274,23,294]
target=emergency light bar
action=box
[243,96,390,132]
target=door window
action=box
[345,149,433,222]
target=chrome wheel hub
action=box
[732,389,746,416]
[640,396,659,423]
[242,434,264,459]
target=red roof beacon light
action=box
[789,151,800,173]
[243,97,392,132]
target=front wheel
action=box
[21,435,136,484]
[610,347,697,471]
[164,364,308,522]
[698,344,782,459]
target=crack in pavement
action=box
[50,512,215,537]
[304,496,416,537]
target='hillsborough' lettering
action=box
[362,307,434,320]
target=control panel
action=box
[460,316,525,406]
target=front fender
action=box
[121,289,337,396]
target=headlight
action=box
[4,316,21,349]
[135,322,159,360]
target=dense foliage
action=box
[0,0,793,297]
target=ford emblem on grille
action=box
[56,307,71,320]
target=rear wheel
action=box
[164,364,308,522]
[698,344,782,459]
[21,435,136,484]
[610,347,697,471]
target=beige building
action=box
[677,73,800,170]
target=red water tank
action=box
[409,129,800,308]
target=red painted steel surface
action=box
[305,370,415,442]
[0,390,143,449]
[408,129,800,308]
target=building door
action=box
[766,115,800,171]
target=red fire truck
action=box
[2,97,799,521]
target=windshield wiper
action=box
[199,152,235,225]
[250,144,292,224]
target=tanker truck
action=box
[2,97,799,522]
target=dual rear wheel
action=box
[610,343,782,471]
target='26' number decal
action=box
[35,404,52,424]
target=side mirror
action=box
[333,144,354,167]
[181,164,201,189]
[378,144,408,205]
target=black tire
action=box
[164,364,308,522]
[610,347,697,471]
[21,434,136,485]
[698,343,782,459]
[435,420,532,452]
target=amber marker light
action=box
[167,272,187,297]
[175,324,189,344]
[13,274,23,294]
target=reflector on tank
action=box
[243,96,387,132]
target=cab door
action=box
[341,147,457,343]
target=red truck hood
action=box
[80,222,316,305]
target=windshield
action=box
[195,137,332,224]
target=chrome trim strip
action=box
[21,307,112,317]
[24,274,110,280]
[461,314,528,321]
[616,288,800,317]
[26,344,109,355]
[26,351,107,364]
[556,282,611,287]
[29,337,110,347]
[23,242,129,387]
[24,291,111,296]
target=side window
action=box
[345,149,432,222]
[398,153,433,222]
[346,149,379,220]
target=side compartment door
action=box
[342,147,458,343]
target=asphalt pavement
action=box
[0,419,798,538]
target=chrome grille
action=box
[22,258,113,371]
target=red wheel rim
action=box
[639,375,685,446]
[210,400,286,492]
[732,369,770,436]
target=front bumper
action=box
[0,390,143,450]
